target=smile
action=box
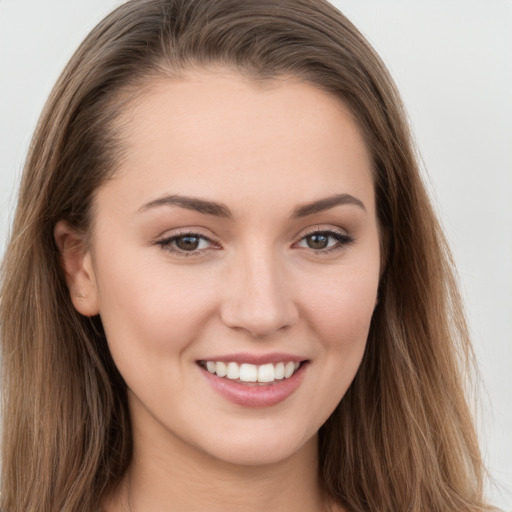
[198,356,309,407]
[201,361,301,384]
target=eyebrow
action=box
[138,194,231,217]
[291,193,366,218]
[137,192,366,218]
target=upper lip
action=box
[197,352,307,365]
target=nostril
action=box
[219,306,299,338]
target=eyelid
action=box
[154,225,353,257]
[153,225,219,241]
[155,228,221,257]
[293,225,354,254]
[300,225,348,237]
[296,225,351,241]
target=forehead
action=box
[98,69,375,217]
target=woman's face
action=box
[71,69,381,466]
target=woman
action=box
[0,0,495,511]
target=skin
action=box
[56,69,381,512]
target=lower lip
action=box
[198,363,308,408]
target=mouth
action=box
[197,360,303,385]
[197,356,310,407]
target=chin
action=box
[189,421,318,468]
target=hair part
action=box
[1,1,490,510]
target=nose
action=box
[220,247,298,338]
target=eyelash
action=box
[296,228,354,254]
[156,231,219,257]
[156,228,354,257]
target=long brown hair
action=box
[1,1,491,510]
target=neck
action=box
[103,410,332,512]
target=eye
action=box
[295,229,354,253]
[156,232,218,256]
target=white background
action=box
[0,1,510,509]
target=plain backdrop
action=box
[0,1,511,509]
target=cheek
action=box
[289,269,378,435]
[92,249,218,364]
[302,263,379,349]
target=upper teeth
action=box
[205,361,300,383]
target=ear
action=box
[54,220,100,317]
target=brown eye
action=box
[157,233,215,255]
[175,235,200,251]
[295,229,354,254]
[305,233,329,250]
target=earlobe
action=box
[54,221,100,317]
